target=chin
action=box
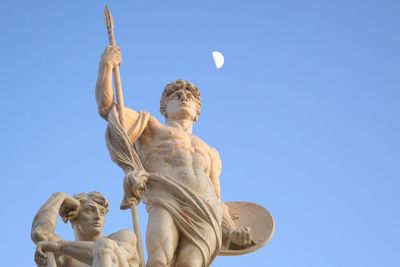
[87,227,102,236]
[94,227,103,234]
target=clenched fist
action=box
[100,45,122,67]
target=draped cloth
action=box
[105,107,223,266]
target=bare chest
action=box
[139,126,212,175]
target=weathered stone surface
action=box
[31,192,139,267]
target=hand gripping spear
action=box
[104,6,145,267]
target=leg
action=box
[175,222,219,267]
[175,237,204,267]
[93,238,131,267]
[146,206,179,267]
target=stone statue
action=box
[31,192,140,267]
[95,45,256,267]
[30,6,273,267]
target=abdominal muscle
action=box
[138,132,217,201]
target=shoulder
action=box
[209,146,221,158]
[209,146,221,163]
[107,228,137,245]
[190,135,221,160]
[141,114,168,138]
[191,134,210,147]
[107,229,138,259]
[147,114,163,128]
[124,107,163,143]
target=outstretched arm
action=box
[37,230,139,267]
[35,240,95,266]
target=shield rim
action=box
[219,201,275,256]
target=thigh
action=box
[175,223,219,267]
[175,237,204,267]
[146,206,179,265]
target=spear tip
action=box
[104,5,114,30]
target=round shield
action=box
[219,201,275,256]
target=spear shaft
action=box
[104,5,126,130]
[104,6,145,267]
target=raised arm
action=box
[32,192,81,266]
[31,192,80,243]
[95,46,120,119]
[95,46,150,143]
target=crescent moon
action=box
[212,51,225,69]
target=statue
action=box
[31,192,140,267]
[97,69,255,267]
[30,6,274,267]
[94,8,268,266]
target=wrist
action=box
[41,240,62,253]
[55,240,63,252]
[100,61,114,68]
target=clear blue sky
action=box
[1,1,399,266]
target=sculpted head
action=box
[160,79,201,122]
[70,191,109,241]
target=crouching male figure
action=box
[31,191,139,267]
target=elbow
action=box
[31,230,52,243]
[98,106,111,120]
[96,92,113,120]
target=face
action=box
[74,200,107,240]
[166,89,197,121]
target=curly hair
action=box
[69,191,109,225]
[160,79,201,122]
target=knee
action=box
[146,250,171,267]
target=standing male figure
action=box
[32,192,139,267]
[96,46,253,267]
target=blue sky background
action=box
[1,1,399,266]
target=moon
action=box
[212,51,224,69]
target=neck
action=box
[167,118,193,134]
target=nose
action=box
[93,208,101,219]
[180,93,187,102]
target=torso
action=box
[138,117,218,201]
[57,230,137,267]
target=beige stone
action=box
[95,44,274,267]
[31,7,274,267]
[219,202,275,256]
[31,192,139,267]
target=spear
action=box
[104,6,145,267]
